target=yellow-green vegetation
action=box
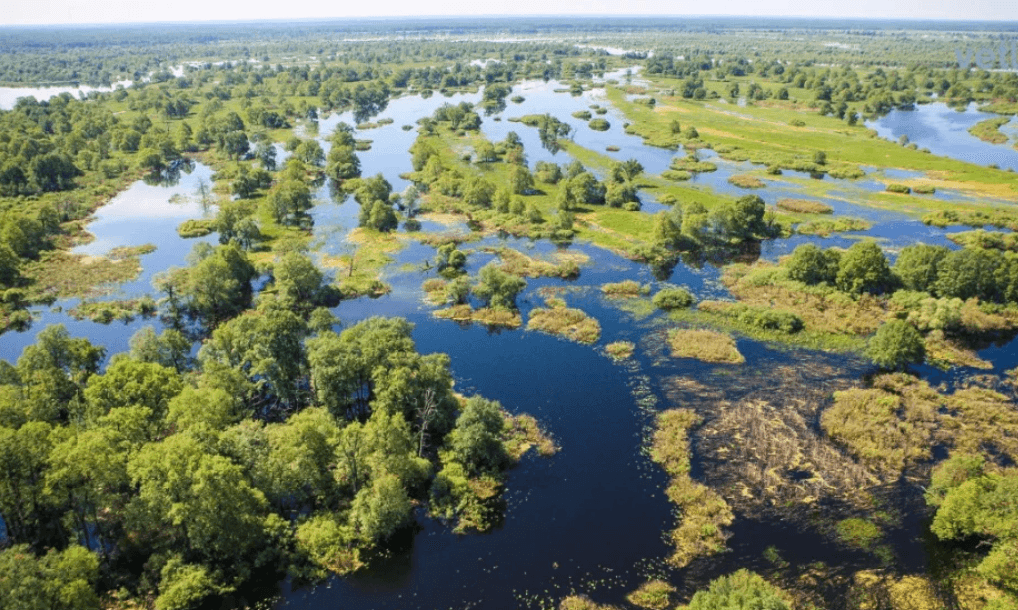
[835,517,885,551]
[606,82,1018,203]
[320,228,404,298]
[22,246,153,300]
[433,304,522,328]
[924,207,1018,231]
[669,155,718,173]
[795,217,872,236]
[947,229,1018,252]
[600,280,649,298]
[421,278,448,304]
[728,174,766,188]
[652,287,695,310]
[527,298,602,344]
[650,409,733,567]
[501,413,558,460]
[558,596,619,610]
[722,262,885,337]
[487,247,585,279]
[886,183,912,194]
[68,296,157,323]
[923,330,992,370]
[823,374,940,476]
[668,328,745,364]
[968,117,1012,144]
[588,118,610,131]
[823,373,1018,476]
[176,218,216,238]
[849,571,945,610]
[625,580,675,610]
[604,341,636,360]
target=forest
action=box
[1,15,1018,610]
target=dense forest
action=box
[1,16,1018,610]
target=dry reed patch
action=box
[487,247,585,279]
[700,400,879,510]
[625,580,675,610]
[600,279,648,298]
[668,328,744,364]
[822,374,940,477]
[728,174,767,188]
[777,199,834,214]
[527,300,601,344]
[941,387,1018,462]
[604,341,636,361]
[433,304,522,328]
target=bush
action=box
[866,320,925,370]
[786,243,840,285]
[653,288,695,310]
[837,241,893,295]
[687,570,790,610]
[886,183,911,194]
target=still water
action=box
[2,76,1017,609]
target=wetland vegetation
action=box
[1,14,1018,610]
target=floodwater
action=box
[2,75,1017,610]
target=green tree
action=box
[786,244,841,285]
[934,248,1004,302]
[866,320,925,370]
[687,570,789,610]
[474,263,526,310]
[508,164,534,195]
[82,356,184,423]
[893,244,949,292]
[349,472,412,543]
[448,396,507,476]
[837,241,894,295]
[0,545,100,610]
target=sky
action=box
[7,0,1018,26]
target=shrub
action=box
[653,287,695,310]
[866,320,925,370]
[886,183,911,194]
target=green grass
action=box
[526,299,602,344]
[968,117,1011,144]
[668,328,745,364]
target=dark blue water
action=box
[3,78,1015,610]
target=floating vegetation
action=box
[572,110,593,120]
[649,409,733,567]
[421,278,448,304]
[923,207,1018,231]
[886,183,911,194]
[588,118,611,131]
[947,229,1018,252]
[795,217,872,236]
[23,246,154,300]
[660,169,692,181]
[354,139,372,151]
[604,341,636,361]
[606,145,620,152]
[912,183,937,194]
[652,287,694,311]
[510,95,525,104]
[668,328,744,364]
[776,199,833,214]
[728,174,766,189]
[108,244,157,258]
[967,116,1011,144]
[924,330,993,370]
[601,280,649,298]
[176,218,216,238]
[527,298,601,344]
[434,304,522,328]
[835,518,884,551]
[68,296,157,323]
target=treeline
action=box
[0,240,537,609]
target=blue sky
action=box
[8,0,1018,26]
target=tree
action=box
[687,570,789,610]
[0,545,100,610]
[272,251,326,309]
[866,320,925,370]
[786,244,841,285]
[448,396,507,475]
[894,244,949,292]
[82,357,184,423]
[611,159,644,183]
[349,472,411,542]
[0,243,20,286]
[30,152,81,192]
[326,145,361,183]
[474,263,526,310]
[222,130,249,160]
[129,326,191,372]
[182,244,257,326]
[934,248,1004,302]
[267,180,312,225]
[836,241,893,294]
[255,141,277,171]
[508,164,534,195]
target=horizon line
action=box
[4,14,1018,29]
